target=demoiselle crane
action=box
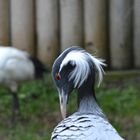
[51,46,124,140]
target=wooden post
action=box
[36,0,59,67]
[84,0,108,61]
[110,0,133,69]
[134,0,140,68]
[0,0,10,45]
[11,0,35,55]
[60,0,83,50]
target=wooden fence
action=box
[0,0,140,69]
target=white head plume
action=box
[59,48,106,88]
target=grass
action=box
[0,71,139,140]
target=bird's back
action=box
[51,112,124,140]
[0,46,29,68]
[0,47,40,86]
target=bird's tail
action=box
[29,56,49,79]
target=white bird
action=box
[51,46,124,140]
[0,46,46,121]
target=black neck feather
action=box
[77,73,105,118]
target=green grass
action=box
[0,71,140,140]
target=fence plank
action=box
[60,0,83,50]
[84,0,108,61]
[0,0,10,45]
[36,0,59,67]
[110,0,133,69]
[134,0,140,68]
[11,0,35,55]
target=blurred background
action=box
[0,0,140,140]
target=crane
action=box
[51,46,124,140]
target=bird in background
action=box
[51,46,124,140]
[0,46,46,122]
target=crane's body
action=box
[52,113,123,140]
[0,47,34,90]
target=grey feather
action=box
[51,46,124,140]
[52,113,124,140]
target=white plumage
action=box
[0,46,46,121]
[0,47,34,90]
[59,49,106,88]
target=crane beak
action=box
[58,89,68,119]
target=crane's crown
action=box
[52,46,106,88]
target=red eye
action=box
[55,73,61,80]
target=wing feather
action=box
[52,113,124,140]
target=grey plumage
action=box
[51,46,124,140]
[52,113,123,140]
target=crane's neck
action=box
[77,83,106,118]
